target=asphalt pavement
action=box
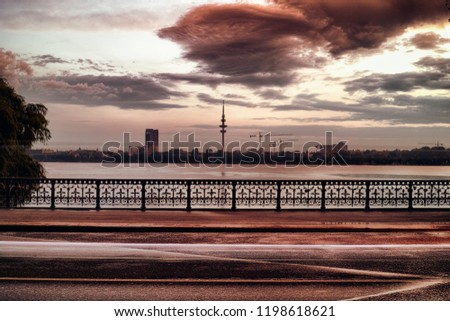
[1,242,449,300]
[0,208,449,300]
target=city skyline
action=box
[1,0,449,151]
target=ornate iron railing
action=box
[0,178,449,210]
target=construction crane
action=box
[249,132,293,147]
[417,141,444,148]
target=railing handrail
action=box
[1,177,450,183]
[1,178,449,211]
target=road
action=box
[1,240,449,300]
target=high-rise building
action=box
[145,129,159,153]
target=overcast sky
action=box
[1,0,449,150]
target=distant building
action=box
[145,129,159,154]
[219,101,227,151]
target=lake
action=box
[42,162,450,180]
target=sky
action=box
[0,0,449,151]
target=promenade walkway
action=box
[0,209,449,232]
[1,209,450,300]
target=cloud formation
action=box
[76,59,118,73]
[257,89,289,100]
[155,72,296,89]
[415,56,450,73]
[158,1,446,87]
[158,3,326,87]
[0,49,33,86]
[271,93,450,125]
[271,0,446,54]
[24,74,186,110]
[32,54,68,67]
[345,57,450,93]
[197,93,257,108]
[410,32,450,49]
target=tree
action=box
[0,78,51,178]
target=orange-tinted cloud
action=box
[158,4,326,87]
[410,32,449,49]
[272,0,446,54]
[0,49,33,86]
[159,1,446,87]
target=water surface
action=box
[42,163,450,180]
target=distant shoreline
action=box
[29,147,450,166]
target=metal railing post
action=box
[321,181,326,211]
[365,181,370,211]
[141,180,146,211]
[95,180,101,210]
[408,181,413,210]
[276,181,282,211]
[50,179,56,210]
[231,181,237,210]
[186,181,192,211]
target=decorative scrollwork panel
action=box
[280,181,322,209]
[145,180,187,208]
[369,181,409,208]
[235,181,277,208]
[191,181,232,208]
[100,180,142,208]
[412,181,450,208]
[54,179,96,208]
[325,181,366,208]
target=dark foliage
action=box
[0,78,51,178]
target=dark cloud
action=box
[23,74,186,110]
[344,71,449,93]
[224,93,245,99]
[359,94,450,124]
[28,54,119,72]
[410,32,449,49]
[415,56,450,73]
[154,72,296,89]
[158,4,324,74]
[158,1,444,87]
[155,73,223,88]
[373,94,450,111]
[32,54,68,67]
[257,89,289,100]
[158,4,326,87]
[272,0,445,54]
[270,93,450,125]
[76,58,118,73]
[345,57,450,93]
[197,93,257,108]
[0,49,33,86]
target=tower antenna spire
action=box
[219,100,227,151]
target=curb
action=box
[1,225,449,233]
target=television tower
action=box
[219,100,227,151]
